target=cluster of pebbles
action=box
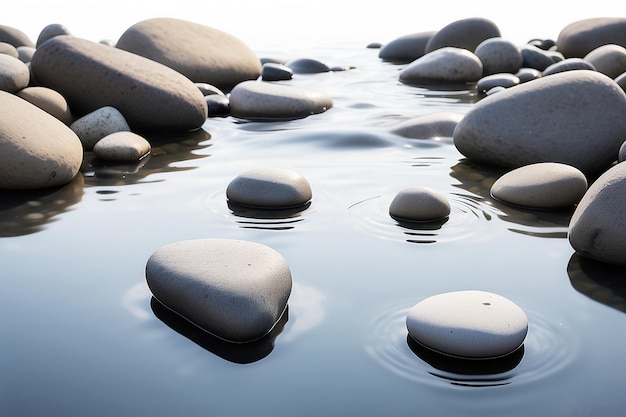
[4,15,626,358]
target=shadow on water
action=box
[0,174,84,237]
[407,335,524,387]
[150,297,288,364]
[449,159,573,238]
[567,253,626,314]
[82,129,212,187]
[227,200,310,230]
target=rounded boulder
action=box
[399,47,483,85]
[227,167,312,209]
[557,18,626,58]
[453,70,626,175]
[425,17,501,53]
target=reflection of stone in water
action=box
[394,217,448,244]
[83,129,212,187]
[450,159,572,235]
[0,174,84,237]
[150,297,288,364]
[568,253,626,313]
[228,200,309,230]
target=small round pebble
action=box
[476,73,520,94]
[93,131,151,161]
[285,58,330,74]
[389,186,450,222]
[226,167,312,209]
[406,290,528,359]
[261,62,294,81]
[70,106,131,150]
[490,162,588,209]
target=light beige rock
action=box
[229,81,332,120]
[227,167,312,208]
[389,186,450,221]
[17,86,73,125]
[0,90,82,189]
[70,106,130,150]
[0,53,29,92]
[93,131,151,161]
[491,162,588,208]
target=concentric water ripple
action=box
[348,192,503,244]
[365,300,580,388]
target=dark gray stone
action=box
[425,17,501,53]
[557,17,626,58]
[542,58,596,76]
[285,58,330,74]
[378,31,435,63]
[261,63,294,81]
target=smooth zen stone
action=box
[206,95,230,117]
[70,106,130,151]
[0,54,29,92]
[584,44,626,78]
[226,167,312,208]
[557,18,626,58]
[425,17,501,53]
[399,47,483,85]
[515,68,542,83]
[569,162,626,266]
[0,25,34,48]
[93,131,151,161]
[476,73,520,94]
[0,42,19,58]
[285,58,330,74]
[474,37,523,75]
[521,45,556,71]
[30,35,208,132]
[406,290,528,359]
[145,239,292,343]
[0,91,82,189]
[453,70,626,175]
[390,112,463,139]
[36,23,71,47]
[17,86,74,125]
[542,58,596,76]
[389,186,451,222]
[116,18,261,92]
[261,63,294,81]
[378,31,435,63]
[229,80,332,120]
[491,162,588,209]
[16,46,35,63]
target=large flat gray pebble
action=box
[557,17,626,58]
[406,290,528,359]
[0,91,82,189]
[146,239,292,343]
[378,31,435,63]
[226,167,312,208]
[229,80,332,120]
[453,70,626,175]
[116,18,261,92]
[569,162,626,266]
[399,47,483,85]
[30,35,207,132]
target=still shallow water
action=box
[2,42,626,416]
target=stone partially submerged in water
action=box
[491,162,588,209]
[227,167,312,209]
[93,131,151,162]
[406,290,528,359]
[146,239,292,343]
[399,47,483,85]
[229,80,332,120]
[390,112,463,140]
[389,186,450,222]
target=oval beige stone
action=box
[0,91,83,189]
[491,162,588,209]
[17,86,73,125]
[0,53,29,92]
[93,131,151,161]
[389,186,451,222]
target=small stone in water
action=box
[93,131,151,162]
[226,167,312,209]
[389,186,450,222]
[406,290,528,359]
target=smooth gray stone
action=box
[31,35,208,132]
[390,112,463,139]
[285,58,330,74]
[425,17,501,53]
[569,162,626,265]
[491,162,588,209]
[0,25,34,48]
[474,37,523,75]
[542,58,596,76]
[0,54,29,93]
[226,167,312,208]
[453,70,626,175]
[93,131,151,161]
[116,18,261,91]
[476,73,520,93]
[0,42,18,58]
[486,86,506,96]
[521,45,556,71]
[584,44,626,78]
[36,23,71,47]
[229,80,332,120]
[557,17,626,58]
[389,186,450,222]
[261,63,294,81]
[406,290,528,359]
[399,47,483,85]
[515,67,542,83]
[527,38,556,50]
[16,46,35,63]
[145,238,292,343]
[615,71,626,93]
[378,31,436,63]
[206,95,230,117]
[0,90,82,189]
[17,86,74,125]
[70,106,130,151]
